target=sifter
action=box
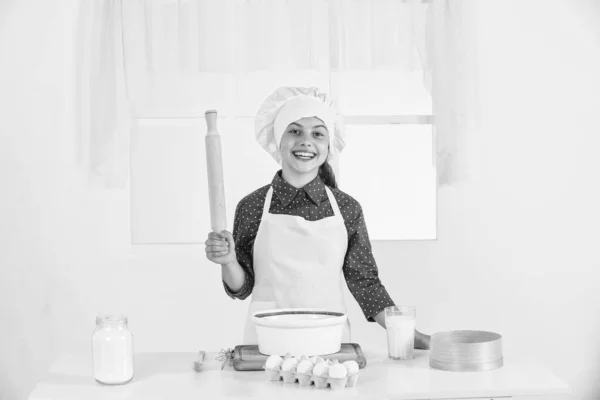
[429,330,503,372]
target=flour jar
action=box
[92,314,134,384]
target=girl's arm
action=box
[220,232,245,292]
[205,229,248,293]
[206,195,257,299]
[337,192,431,350]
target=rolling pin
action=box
[204,110,227,233]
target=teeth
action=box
[293,151,316,159]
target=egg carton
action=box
[263,357,360,391]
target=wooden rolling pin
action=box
[204,110,227,233]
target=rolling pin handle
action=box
[205,110,218,135]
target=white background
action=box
[1,1,600,399]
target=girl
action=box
[205,86,430,349]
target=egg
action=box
[343,360,360,375]
[310,355,325,365]
[312,360,330,377]
[281,357,299,372]
[298,355,310,363]
[265,354,283,370]
[328,363,348,379]
[296,359,314,375]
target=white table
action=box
[28,349,570,399]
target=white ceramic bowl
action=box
[252,308,347,356]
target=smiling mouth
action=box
[292,151,317,161]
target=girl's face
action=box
[279,116,329,177]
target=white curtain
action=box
[76,0,131,188]
[76,0,479,187]
[118,0,424,73]
[421,0,480,185]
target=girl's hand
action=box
[415,330,431,350]
[204,230,236,265]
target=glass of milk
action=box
[385,306,416,360]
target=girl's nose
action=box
[300,132,315,144]
[299,140,314,148]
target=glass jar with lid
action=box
[92,314,134,384]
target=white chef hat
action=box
[255,86,346,164]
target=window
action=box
[130,68,435,243]
[330,70,435,240]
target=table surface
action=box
[28,348,570,400]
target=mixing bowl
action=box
[252,308,347,356]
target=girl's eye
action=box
[289,129,301,135]
[314,131,326,138]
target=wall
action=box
[1,1,599,399]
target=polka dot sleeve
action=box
[337,193,396,322]
[222,193,261,300]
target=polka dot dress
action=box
[223,170,395,322]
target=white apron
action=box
[243,185,351,345]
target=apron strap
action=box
[261,186,274,219]
[324,186,342,217]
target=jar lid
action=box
[96,314,128,324]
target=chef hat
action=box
[255,86,346,164]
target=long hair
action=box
[319,159,338,189]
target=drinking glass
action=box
[385,306,416,360]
